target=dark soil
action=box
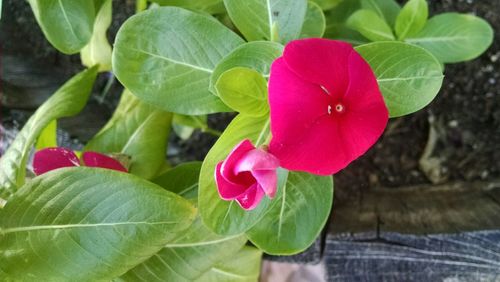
[335,0,500,198]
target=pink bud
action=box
[215,140,280,210]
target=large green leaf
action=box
[355,41,444,117]
[112,7,244,115]
[85,90,172,180]
[299,1,326,38]
[405,13,494,63]
[360,0,400,27]
[0,167,196,281]
[120,216,246,281]
[247,171,333,255]
[215,67,269,117]
[347,9,395,41]
[0,66,98,200]
[28,0,95,54]
[151,0,225,14]
[81,0,113,71]
[35,120,57,150]
[153,162,202,200]
[210,41,283,93]
[199,115,272,235]
[195,246,262,282]
[394,0,428,40]
[223,0,307,44]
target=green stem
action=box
[202,127,223,137]
[255,119,270,147]
[136,0,147,13]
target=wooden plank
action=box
[325,231,500,281]
[325,181,500,280]
[330,180,500,234]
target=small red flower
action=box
[33,147,127,175]
[215,140,279,210]
[268,38,388,175]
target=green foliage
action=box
[360,0,400,26]
[151,0,225,14]
[210,41,283,94]
[0,67,98,200]
[347,9,395,41]
[153,162,202,200]
[199,115,271,235]
[35,120,57,150]
[120,216,246,281]
[355,41,444,117]
[0,167,196,281]
[28,0,95,54]
[247,171,333,255]
[324,0,369,45]
[395,0,428,40]
[81,0,113,71]
[406,13,494,63]
[194,246,262,282]
[300,1,326,38]
[223,0,307,43]
[311,0,342,11]
[215,67,269,117]
[172,114,209,140]
[85,90,172,180]
[112,7,244,115]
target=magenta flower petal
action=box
[268,38,388,175]
[33,147,80,175]
[251,170,277,198]
[235,183,265,211]
[81,152,128,172]
[282,38,353,98]
[215,162,249,200]
[214,139,280,210]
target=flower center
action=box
[328,103,345,115]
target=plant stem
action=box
[202,127,222,137]
[136,0,147,13]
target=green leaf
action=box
[28,0,95,54]
[85,90,172,180]
[215,67,269,117]
[0,66,98,200]
[0,167,196,281]
[151,0,225,14]
[112,7,244,115]
[395,0,427,40]
[247,171,333,255]
[361,0,400,27]
[324,0,369,45]
[81,0,113,71]
[311,0,342,11]
[35,120,57,150]
[195,246,262,282]
[210,41,283,93]
[405,13,494,63]
[299,1,326,38]
[172,114,208,130]
[223,0,307,44]
[355,41,444,117]
[199,115,272,235]
[120,216,246,281]
[347,9,395,41]
[153,162,202,200]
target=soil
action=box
[2,1,499,197]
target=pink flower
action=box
[215,140,280,210]
[268,38,388,175]
[33,147,127,175]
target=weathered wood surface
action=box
[326,231,500,281]
[325,181,500,281]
